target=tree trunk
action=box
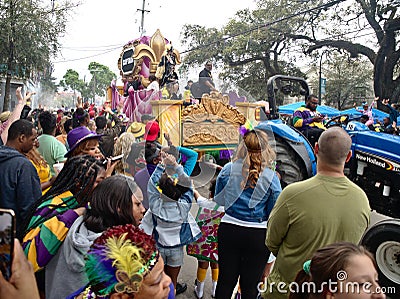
[3,41,14,112]
[3,73,12,112]
[3,0,15,112]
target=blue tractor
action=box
[258,75,400,295]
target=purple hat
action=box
[65,126,102,157]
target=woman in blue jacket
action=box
[214,128,282,299]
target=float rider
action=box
[292,94,326,146]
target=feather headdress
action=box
[239,120,254,136]
[84,224,159,297]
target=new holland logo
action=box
[355,151,400,172]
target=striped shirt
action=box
[293,106,326,130]
[22,191,80,272]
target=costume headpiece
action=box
[65,126,102,157]
[239,120,254,136]
[83,224,159,298]
[166,44,173,52]
[239,121,263,153]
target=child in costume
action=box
[353,97,378,128]
[140,148,201,292]
[187,178,224,298]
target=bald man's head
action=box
[316,127,352,167]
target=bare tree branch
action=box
[356,0,384,42]
[228,55,267,67]
[305,40,376,63]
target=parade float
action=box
[108,29,266,155]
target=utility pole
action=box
[318,54,323,105]
[92,73,96,105]
[137,0,150,36]
[3,0,16,112]
[318,50,328,105]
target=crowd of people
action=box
[0,77,397,299]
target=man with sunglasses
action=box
[293,94,326,146]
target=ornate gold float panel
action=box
[182,93,246,149]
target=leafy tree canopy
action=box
[180,3,306,101]
[0,0,79,111]
[308,52,374,110]
[277,0,400,105]
[87,61,116,99]
[181,0,399,108]
[60,62,116,103]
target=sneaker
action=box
[211,280,217,298]
[194,280,205,299]
[176,282,188,295]
[194,286,203,299]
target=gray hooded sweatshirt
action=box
[45,216,101,299]
[0,145,41,237]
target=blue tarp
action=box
[278,102,340,117]
[338,107,389,122]
[278,102,400,123]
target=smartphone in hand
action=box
[0,209,15,280]
[103,154,124,164]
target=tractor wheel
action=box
[272,136,308,186]
[361,219,400,298]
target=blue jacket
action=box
[134,146,198,210]
[141,164,201,248]
[214,159,281,222]
[0,145,41,236]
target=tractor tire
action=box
[272,136,308,186]
[361,219,400,298]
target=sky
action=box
[52,0,257,83]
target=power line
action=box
[53,0,382,67]
[61,47,121,52]
[274,27,377,55]
[53,46,121,63]
[180,0,347,54]
[62,43,125,50]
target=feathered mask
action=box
[83,224,159,298]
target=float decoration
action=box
[110,29,181,122]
